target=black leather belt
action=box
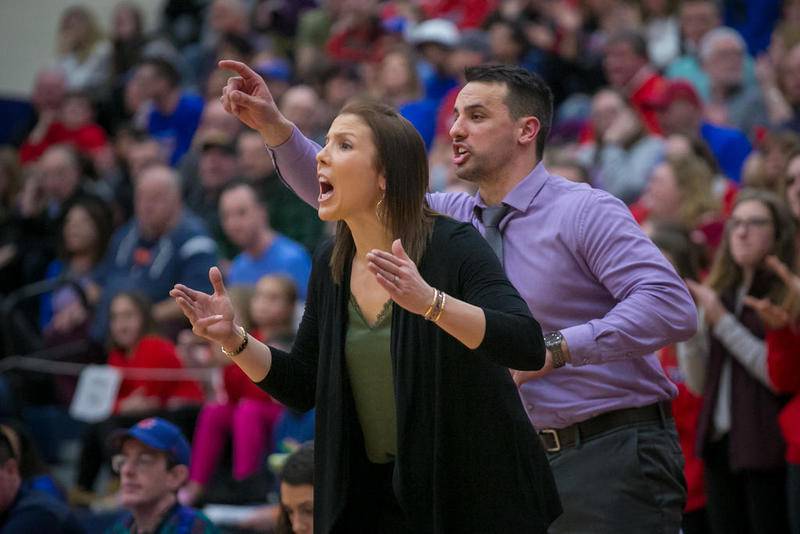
[538,401,672,453]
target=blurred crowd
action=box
[0,0,799,533]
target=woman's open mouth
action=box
[319,177,334,202]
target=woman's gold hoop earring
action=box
[376,194,385,220]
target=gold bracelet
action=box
[426,289,445,322]
[221,325,248,357]
[426,289,441,321]
[423,289,439,320]
[432,292,447,323]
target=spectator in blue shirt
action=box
[0,424,83,533]
[134,57,204,166]
[90,164,218,340]
[219,180,311,300]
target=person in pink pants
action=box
[180,275,298,505]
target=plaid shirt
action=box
[107,504,218,534]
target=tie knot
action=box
[481,204,510,228]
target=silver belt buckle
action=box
[540,429,561,453]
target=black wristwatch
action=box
[544,331,566,369]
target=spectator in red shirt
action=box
[742,254,800,534]
[420,0,496,30]
[20,91,109,166]
[325,0,386,63]
[72,291,204,502]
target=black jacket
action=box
[260,216,562,533]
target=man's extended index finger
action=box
[218,60,260,82]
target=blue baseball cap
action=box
[111,417,191,466]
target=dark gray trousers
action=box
[546,420,687,534]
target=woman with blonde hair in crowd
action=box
[638,152,723,261]
[681,189,796,534]
[56,5,111,94]
[742,129,800,198]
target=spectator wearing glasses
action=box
[681,189,796,534]
[107,417,218,534]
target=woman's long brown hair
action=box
[329,100,435,283]
[706,189,798,316]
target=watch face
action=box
[545,332,561,346]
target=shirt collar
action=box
[472,162,550,215]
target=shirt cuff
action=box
[560,323,600,366]
[266,124,298,150]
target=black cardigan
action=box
[259,216,562,533]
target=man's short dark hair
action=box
[464,64,554,159]
[139,57,181,87]
[606,30,649,60]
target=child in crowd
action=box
[179,275,297,505]
[20,91,109,166]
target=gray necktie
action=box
[480,204,510,266]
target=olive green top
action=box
[345,296,396,464]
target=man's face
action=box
[32,71,66,112]
[704,36,744,88]
[657,100,699,136]
[280,88,320,138]
[135,168,180,239]
[133,65,164,101]
[237,134,274,180]
[449,82,520,184]
[591,91,625,134]
[39,148,80,204]
[603,42,645,89]
[680,1,720,48]
[199,147,238,191]
[781,45,800,105]
[117,439,185,510]
[220,186,263,249]
[199,100,242,139]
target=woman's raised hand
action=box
[218,60,292,146]
[170,267,240,350]
[765,255,800,297]
[367,239,436,316]
[685,279,727,326]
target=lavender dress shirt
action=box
[269,127,698,430]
